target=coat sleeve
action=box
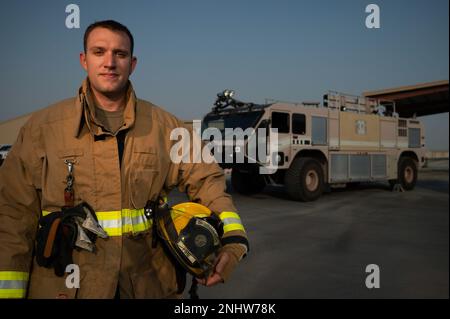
[163,121,249,265]
[0,123,41,298]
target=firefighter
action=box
[0,20,248,299]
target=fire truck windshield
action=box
[202,111,264,133]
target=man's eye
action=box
[116,52,127,58]
[93,50,104,55]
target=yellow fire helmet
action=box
[155,201,223,278]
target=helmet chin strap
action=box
[189,276,199,299]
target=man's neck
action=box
[90,87,127,112]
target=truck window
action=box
[312,116,327,145]
[408,128,421,148]
[202,111,263,133]
[292,113,306,135]
[271,112,290,133]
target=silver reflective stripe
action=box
[129,214,147,226]
[99,219,121,229]
[44,209,152,237]
[0,271,28,298]
[219,211,246,233]
[0,280,27,289]
[121,209,151,235]
[221,217,243,226]
[122,214,148,228]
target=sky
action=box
[0,0,448,150]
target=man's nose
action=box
[103,52,116,69]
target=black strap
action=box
[189,276,199,299]
[221,236,250,252]
[158,204,179,242]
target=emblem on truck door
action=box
[356,120,367,135]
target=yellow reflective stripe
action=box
[0,271,29,281]
[96,210,122,221]
[0,289,26,298]
[219,212,241,220]
[41,209,152,237]
[98,209,152,236]
[42,210,51,217]
[123,221,151,234]
[223,223,245,233]
[96,211,122,236]
[219,211,246,233]
[102,227,121,237]
[0,271,28,299]
[121,208,151,235]
[121,208,145,218]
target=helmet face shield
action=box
[156,202,223,278]
[176,217,221,271]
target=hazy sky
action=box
[0,0,448,150]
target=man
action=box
[0,20,248,299]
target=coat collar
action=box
[73,78,137,138]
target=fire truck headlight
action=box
[272,152,285,166]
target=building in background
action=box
[0,113,32,145]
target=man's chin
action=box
[95,85,127,97]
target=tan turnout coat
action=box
[0,80,248,298]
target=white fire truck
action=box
[202,90,427,201]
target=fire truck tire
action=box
[285,157,324,201]
[393,157,418,191]
[231,167,266,195]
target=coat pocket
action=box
[58,148,84,159]
[129,151,161,209]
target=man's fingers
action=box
[206,273,223,287]
[196,273,223,287]
[214,252,230,275]
[196,252,231,287]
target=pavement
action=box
[172,160,449,299]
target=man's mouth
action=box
[100,73,119,79]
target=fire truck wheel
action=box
[396,157,418,190]
[231,167,266,195]
[285,157,324,201]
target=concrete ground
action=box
[172,159,449,299]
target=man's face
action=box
[80,27,137,98]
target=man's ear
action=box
[130,56,137,75]
[79,52,88,71]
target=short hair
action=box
[84,20,134,55]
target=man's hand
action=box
[196,251,230,287]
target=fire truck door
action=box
[270,111,291,168]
